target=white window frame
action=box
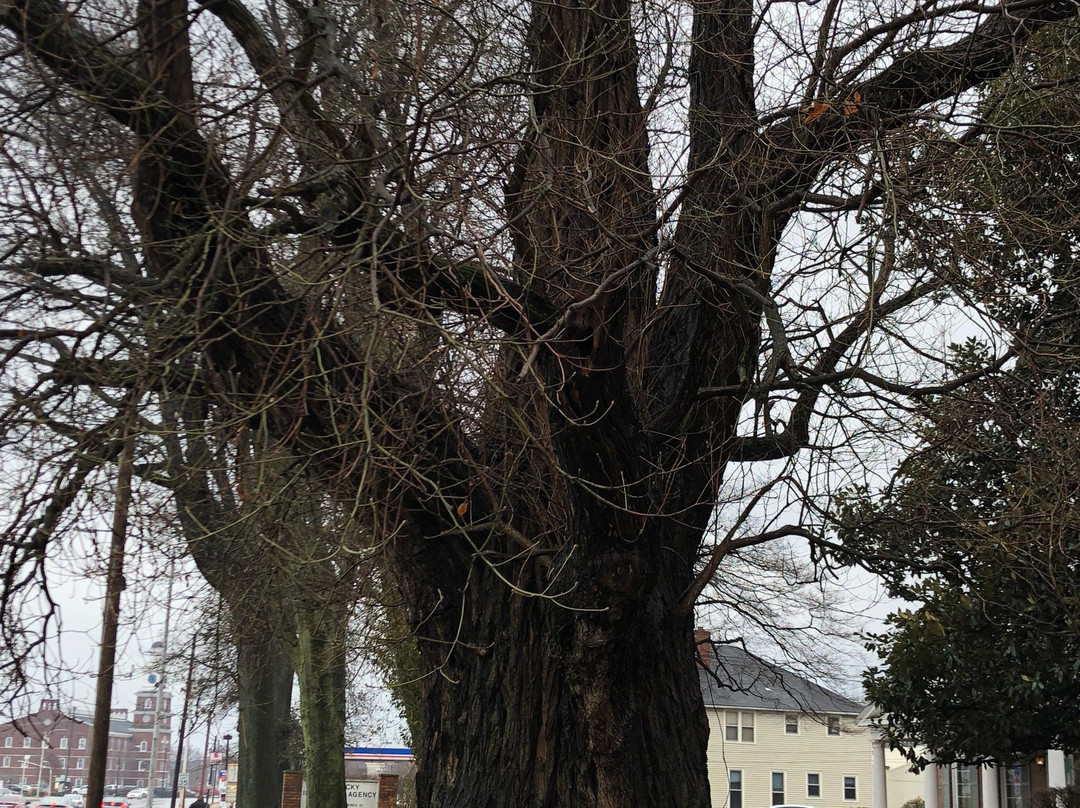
[723,710,756,743]
[77,738,86,750]
[75,758,84,770]
[22,738,29,748]
[827,716,841,736]
[955,765,977,808]
[785,713,799,734]
[139,741,147,752]
[1003,764,1030,808]
[3,738,10,748]
[2,756,9,767]
[729,770,743,808]
[59,737,68,749]
[843,775,857,801]
[807,772,821,799]
[771,771,786,805]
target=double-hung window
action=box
[843,776,857,801]
[729,770,743,808]
[1004,764,1030,808]
[956,766,977,808]
[772,772,785,805]
[807,773,821,798]
[723,711,755,742]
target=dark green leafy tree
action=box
[837,26,1080,764]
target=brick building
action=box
[0,692,172,793]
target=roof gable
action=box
[699,644,864,716]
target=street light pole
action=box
[146,559,175,808]
[38,734,48,793]
[221,734,231,806]
[21,759,51,796]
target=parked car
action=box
[0,794,27,808]
[123,791,145,801]
[67,794,84,808]
[29,798,75,808]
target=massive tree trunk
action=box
[404,553,711,807]
[394,0,738,801]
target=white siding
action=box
[706,708,873,808]
[885,748,924,808]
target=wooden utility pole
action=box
[171,634,198,808]
[86,426,136,808]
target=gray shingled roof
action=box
[699,644,864,715]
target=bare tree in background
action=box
[0,0,1076,804]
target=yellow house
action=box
[697,635,872,808]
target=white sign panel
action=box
[345,780,379,808]
[300,779,378,808]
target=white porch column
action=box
[982,764,1001,808]
[924,760,941,808]
[1048,751,1068,790]
[872,737,888,808]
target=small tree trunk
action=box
[235,630,294,808]
[293,607,348,808]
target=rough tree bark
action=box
[2,0,1078,806]
[292,608,349,808]
[235,627,295,808]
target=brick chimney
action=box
[694,628,711,670]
